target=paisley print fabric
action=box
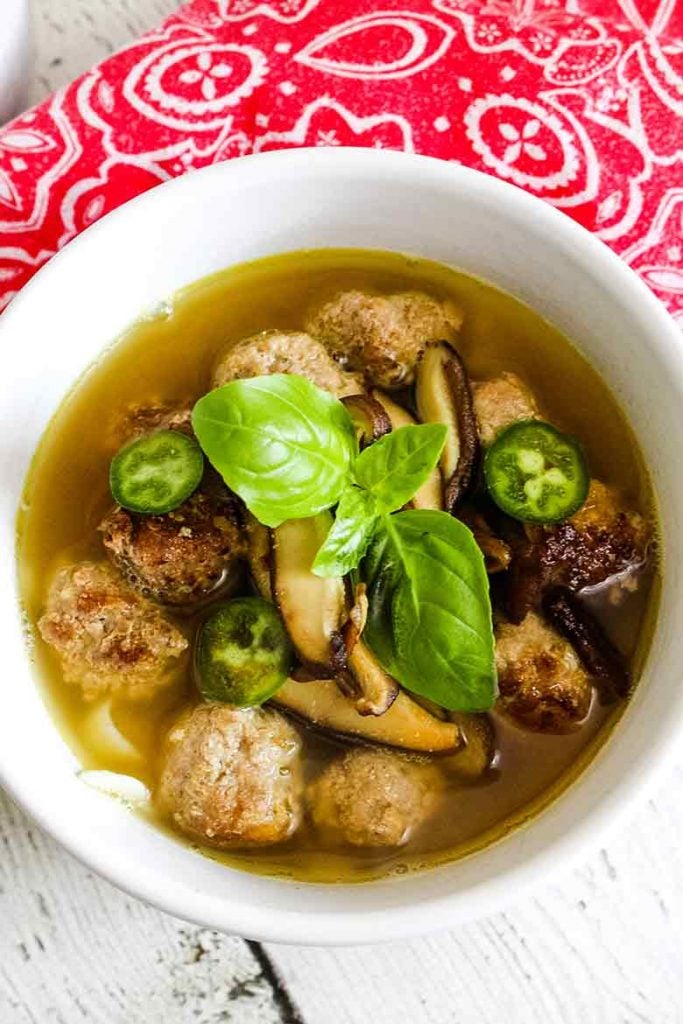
[0,0,681,319]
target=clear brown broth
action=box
[17,249,658,882]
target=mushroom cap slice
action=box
[415,342,479,512]
[272,678,462,754]
[542,586,630,698]
[335,583,399,717]
[270,514,346,674]
[459,507,512,575]
[341,640,399,717]
[245,513,272,601]
[443,712,496,780]
[341,393,392,449]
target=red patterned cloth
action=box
[1,0,681,318]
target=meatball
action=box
[212,330,362,398]
[107,403,193,453]
[157,704,302,848]
[100,490,245,606]
[507,480,650,621]
[305,290,463,389]
[558,479,650,589]
[571,479,648,540]
[308,747,438,848]
[495,612,592,732]
[472,372,539,446]
[38,561,187,700]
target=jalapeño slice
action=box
[196,598,293,707]
[484,420,589,524]
[110,429,204,515]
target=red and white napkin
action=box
[0,0,681,318]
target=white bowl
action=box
[0,149,681,946]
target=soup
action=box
[18,250,658,883]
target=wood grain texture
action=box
[0,790,298,1023]
[28,0,178,105]
[268,768,683,1023]
[2,3,680,1022]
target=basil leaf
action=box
[192,375,357,528]
[362,509,497,712]
[353,423,447,513]
[312,487,379,578]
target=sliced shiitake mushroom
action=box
[542,586,630,698]
[459,508,512,575]
[342,642,399,717]
[503,527,545,623]
[341,393,391,449]
[371,389,443,511]
[409,693,449,720]
[271,677,462,754]
[415,342,479,512]
[335,584,398,716]
[443,712,496,780]
[340,583,368,657]
[245,513,272,600]
[270,513,346,673]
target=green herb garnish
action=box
[312,423,447,577]
[362,511,497,712]
[192,376,497,712]
[311,487,379,579]
[192,375,357,528]
[352,423,448,513]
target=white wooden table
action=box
[2,4,681,1021]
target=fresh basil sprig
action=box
[193,377,446,559]
[353,423,448,513]
[311,487,379,578]
[362,510,497,712]
[312,423,448,577]
[192,375,357,528]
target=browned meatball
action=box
[572,479,648,538]
[38,561,187,700]
[107,403,193,453]
[100,490,245,606]
[556,480,650,588]
[213,330,362,398]
[507,480,650,621]
[308,747,439,848]
[472,372,539,446]
[157,704,302,848]
[495,612,592,732]
[305,290,463,389]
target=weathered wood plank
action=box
[28,0,178,106]
[266,766,683,1024]
[5,760,677,1024]
[0,791,295,1023]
